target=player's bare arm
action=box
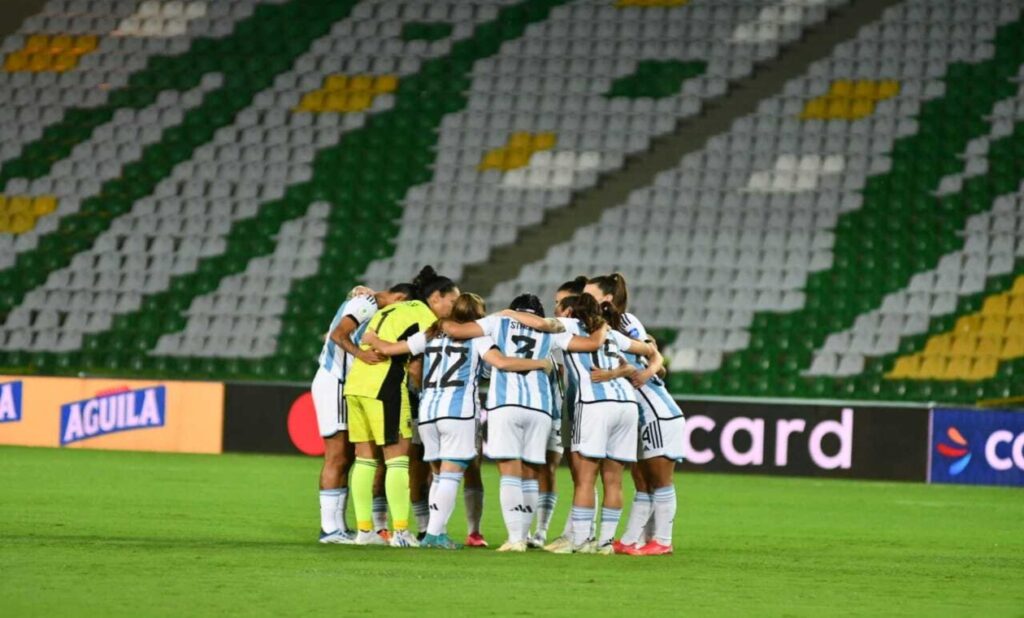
[591,356,638,384]
[361,329,410,357]
[333,316,384,364]
[482,349,553,374]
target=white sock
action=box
[464,487,483,535]
[536,492,557,539]
[372,495,388,531]
[499,475,525,542]
[428,471,462,536]
[599,507,622,546]
[621,492,653,545]
[571,506,594,546]
[521,479,539,538]
[653,486,676,546]
[319,489,342,533]
[412,499,430,534]
[560,503,574,538]
[640,514,655,545]
[591,487,599,537]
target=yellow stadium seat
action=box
[532,133,556,150]
[966,357,998,381]
[73,34,98,54]
[918,356,946,379]
[829,80,853,97]
[826,97,850,118]
[1002,336,1024,360]
[478,150,506,170]
[975,336,1002,358]
[980,316,1007,336]
[374,74,398,93]
[923,336,951,357]
[49,34,73,53]
[348,75,373,92]
[326,91,349,110]
[954,315,982,334]
[949,335,976,356]
[1008,317,1024,336]
[3,51,28,72]
[507,132,533,149]
[31,196,57,215]
[1009,295,1024,316]
[877,80,900,98]
[24,34,48,53]
[849,98,876,119]
[52,52,77,72]
[28,52,51,72]
[1013,277,1024,294]
[9,196,30,213]
[324,74,347,91]
[800,99,827,119]
[943,357,972,380]
[886,356,920,379]
[503,148,531,169]
[982,295,1009,315]
[853,80,878,98]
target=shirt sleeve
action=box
[609,330,633,351]
[551,331,574,350]
[471,336,495,360]
[475,314,501,336]
[344,296,377,325]
[406,332,428,356]
[623,314,647,341]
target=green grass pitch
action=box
[1,445,1022,617]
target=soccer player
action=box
[527,276,588,549]
[311,283,414,543]
[363,293,553,549]
[443,294,604,551]
[344,266,458,547]
[551,294,657,554]
[587,273,683,556]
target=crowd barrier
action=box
[1,375,1020,487]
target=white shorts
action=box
[547,417,564,454]
[571,401,639,463]
[418,418,478,462]
[639,413,686,461]
[484,406,552,465]
[311,367,346,437]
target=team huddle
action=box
[310,267,685,555]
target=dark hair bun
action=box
[413,265,439,289]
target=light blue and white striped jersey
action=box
[408,332,493,422]
[476,315,562,415]
[559,319,637,405]
[318,295,377,381]
[619,312,683,421]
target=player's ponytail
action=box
[557,275,589,295]
[412,265,457,301]
[588,272,629,312]
[572,294,605,335]
[599,300,624,332]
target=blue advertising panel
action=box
[930,408,1024,487]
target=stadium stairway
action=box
[461,0,903,297]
